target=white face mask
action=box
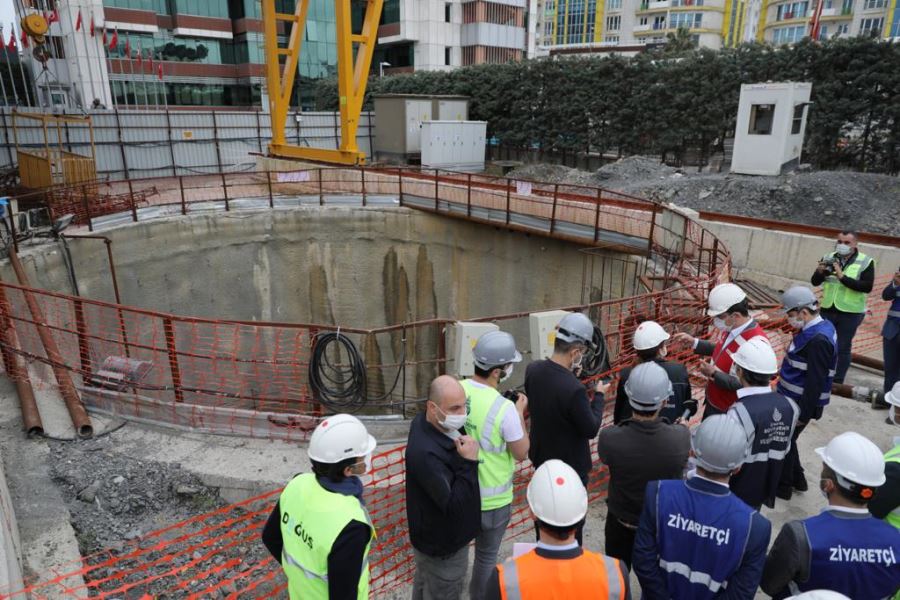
[729,363,739,378]
[500,363,514,383]
[835,242,852,256]
[364,453,373,473]
[435,404,467,432]
[713,317,730,332]
[571,351,584,371]
[788,316,805,330]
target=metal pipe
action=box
[851,353,883,372]
[0,276,43,437]
[6,248,92,438]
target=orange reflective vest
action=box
[498,548,626,600]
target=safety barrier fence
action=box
[0,171,893,597]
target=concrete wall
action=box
[0,445,24,595]
[697,216,900,290]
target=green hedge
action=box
[315,37,900,173]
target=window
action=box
[749,104,775,135]
[639,16,649,24]
[445,2,452,22]
[381,0,400,24]
[445,46,452,65]
[606,15,621,29]
[463,1,525,26]
[836,23,850,34]
[791,104,805,134]
[776,1,809,20]
[863,0,885,8]
[670,12,702,28]
[653,15,667,28]
[818,24,829,38]
[859,17,884,34]
[604,34,620,42]
[840,0,854,13]
[772,24,806,42]
[607,0,623,9]
[671,0,704,6]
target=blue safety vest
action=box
[777,319,837,407]
[728,391,799,509]
[793,511,900,599]
[655,479,754,599]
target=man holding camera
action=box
[811,230,875,384]
[461,331,529,600]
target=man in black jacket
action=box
[598,361,691,569]
[726,337,799,510]
[525,312,607,546]
[614,320,696,424]
[406,375,481,600]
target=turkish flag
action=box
[147,53,153,72]
[49,9,59,24]
[109,28,118,50]
[20,29,28,49]
[7,31,17,52]
[136,46,143,68]
[102,28,107,46]
[90,15,95,37]
[157,63,163,80]
[124,37,131,58]
[75,10,83,32]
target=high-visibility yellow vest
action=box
[278,473,374,600]
[462,379,516,510]
[820,251,873,313]
[884,445,900,530]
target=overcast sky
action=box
[1,1,16,32]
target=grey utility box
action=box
[373,94,470,163]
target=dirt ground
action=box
[508,158,900,237]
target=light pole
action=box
[379,61,391,78]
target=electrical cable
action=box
[580,324,611,378]
[308,331,406,413]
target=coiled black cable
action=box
[308,331,406,413]
[581,324,611,378]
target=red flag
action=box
[75,10,82,32]
[147,53,153,72]
[90,15,95,37]
[109,28,118,50]
[20,29,28,49]
[7,30,16,52]
[136,46,143,68]
[49,9,59,24]
[157,63,163,80]
[124,37,131,58]
[102,28,107,45]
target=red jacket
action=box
[706,322,768,411]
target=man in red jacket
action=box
[673,283,769,419]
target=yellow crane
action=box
[262,0,384,165]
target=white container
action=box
[421,121,487,172]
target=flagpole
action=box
[15,25,33,107]
[106,31,118,109]
[1,26,22,106]
[65,8,87,110]
[0,27,10,107]
[95,17,112,108]
[125,34,136,109]
[159,63,167,110]
[80,7,99,108]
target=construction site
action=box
[0,3,897,600]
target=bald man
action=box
[406,375,482,600]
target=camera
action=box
[502,389,520,402]
[819,261,835,276]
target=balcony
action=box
[634,22,652,31]
[820,7,838,15]
[639,0,671,10]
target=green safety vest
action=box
[462,379,516,510]
[885,445,900,530]
[278,473,374,600]
[820,251,874,314]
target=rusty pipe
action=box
[0,278,43,437]
[851,353,884,372]
[6,248,93,438]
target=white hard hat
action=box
[473,330,522,370]
[885,382,900,407]
[624,362,673,411]
[791,592,851,600]
[691,415,750,474]
[526,459,588,527]
[707,283,747,317]
[781,286,819,313]
[633,321,670,351]
[308,414,377,464]
[556,313,595,347]
[730,337,778,375]
[815,431,886,487]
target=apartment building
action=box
[375,0,534,72]
[762,0,899,43]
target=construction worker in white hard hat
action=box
[790,592,851,600]
[597,361,691,569]
[870,382,900,529]
[673,282,769,420]
[462,331,529,600]
[261,414,377,600]
[486,460,630,600]
[613,321,697,425]
[776,285,838,502]
[761,432,900,599]
[525,312,609,545]
[633,415,773,600]
[726,337,800,510]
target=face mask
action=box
[713,317,730,332]
[435,404,467,432]
[729,364,739,378]
[788,316,805,330]
[835,243,852,256]
[500,363,514,383]
[658,345,668,359]
[571,351,584,371]
[364,453,373,473]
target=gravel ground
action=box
[508,157,900,236]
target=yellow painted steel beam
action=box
[264,0,384,166]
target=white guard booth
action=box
[420,121,487,172]
[731,82,812,176]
